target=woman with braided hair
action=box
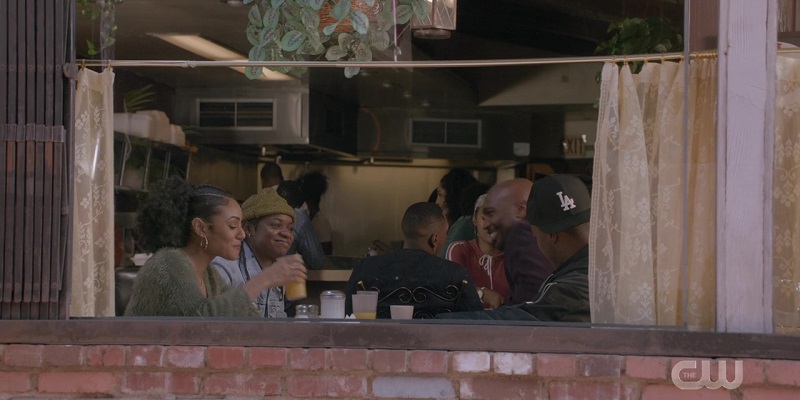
[124,176,305,317]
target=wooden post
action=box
[716,0,777,333]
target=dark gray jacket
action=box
[439,245,589,322]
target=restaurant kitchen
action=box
[92,0,618,265]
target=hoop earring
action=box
[200,235,209,250]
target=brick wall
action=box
[0,344,798,399]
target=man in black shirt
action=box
[344,202,483,318]
[440,174,591,322]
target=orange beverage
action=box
[354,312,377,319]
[285,281,307,301]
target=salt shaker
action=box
[308,304,320,318]
[295,304,311,318]
[320,290,346,319]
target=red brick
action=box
[289,348,325,370]
[626,356,669,380]
[373,349,407,373]
[168,372,200,395]
[742,359,765,385]
[767,360,800,386]
[204,373,281,396]
[460,377,544,399]
[287,375,326,397]
[537,354,576,377]
[207,346,245,369]
[165,346,205,368]
[3,344,43,367]
[577,354,623,377]
[84,345,126,367]
[0,371,32,392]
[326,376,367,398]
[122,372,167,394]
[641,384,733,400]
[43,345,83,366]
[410,350,448,373]
[285,375,364,398]
[549,382,638,400]
[128,345,163,367]
[493,353,534,375]
[330,348,368,370]
[743,388,800,400]
[38,371,117,394]
[249,347,286,369]
[452,352,491,373]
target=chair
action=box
[358,280,469,319]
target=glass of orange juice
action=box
[285,281,307,301]
[351,293,378,319]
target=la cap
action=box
[526,174,591,234]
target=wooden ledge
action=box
[1,319,799,360]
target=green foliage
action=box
[123,84,156,113]
[78,0,118,57]
[595,16,683,77]
[244,0,430,78]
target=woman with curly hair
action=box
[436,168,478,256]
[435,168,478,228]
[124,176,306,317]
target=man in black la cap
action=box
[438,174,591,322]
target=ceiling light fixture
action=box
[149,33,295,81]
[412,0,457,40]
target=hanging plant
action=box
[594,16,683,78]
[243,0,430,78]
[78,0,119,58]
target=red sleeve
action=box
[445,241,469,267]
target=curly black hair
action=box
[439,168,478,223]
[135,176,234,252]
[459,182,490,218]
[277,180,304,208]
[298,171,328,205]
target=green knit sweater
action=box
[124,248,258,317]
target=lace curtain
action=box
[774,55,800,333]
[70,68,115,317]
[590,60,717,329]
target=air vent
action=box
[409,118,481,148]
[197,99,275,129]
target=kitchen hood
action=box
[172,84,359,159]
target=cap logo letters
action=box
[557,191,576,211]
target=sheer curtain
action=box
[70,68,115,317]
[590,59,717,329]
[774,55,800,333]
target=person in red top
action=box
[446,194,509,309]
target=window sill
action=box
[1,318,798,360]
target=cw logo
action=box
[670,360,743,390]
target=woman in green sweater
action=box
[124,176,307,317]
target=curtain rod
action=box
[79,51,721,69]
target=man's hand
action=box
[481,287,504,310]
